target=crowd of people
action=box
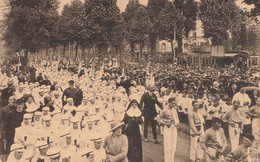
[0,57,259,162]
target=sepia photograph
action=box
[0,0,259,161]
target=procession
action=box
[0,0,260,162]
[0,54,259,162]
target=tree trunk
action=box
[149,34,157,61]
[63,45,66,57]
[176,31,183,58]
[140,42,144,61]
[24,49,28,66]
[75,43,79,60]
[170,39,174,61]
[130,43,134,61]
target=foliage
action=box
[59,0,85,47]
[83,0,123,53]
[243,0,260,16]
[2,0,60,64]
[122,1,151,55]
[156,1,181,41]
[200,0,239,46]
[146,0,167,57]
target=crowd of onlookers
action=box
[0,58,259,161]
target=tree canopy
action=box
[2,0,60,64]
[200,0,239,46]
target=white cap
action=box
[46,147,60,158]
[42,107,50,111]
[10,143,24,152]
[36,140,49,149]
[79,147,94,157]
[23,113,32,119]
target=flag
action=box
[98,62,104,79]
[146,61,151,75]
[108,58,112,67]
[145,62,155,87]
[78,60,82,74]
[90,60,95,79]
[121,67,125,76]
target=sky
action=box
[58,0,254,13]
[59,0,148,13]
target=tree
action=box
[130,6,151,58]
[200,0,239,46]
[244,0,260,16]
[156,1,184,59]
[83,0,123,56]
[147,0,167,59]
[59,0,85,58]
[174,0,198,54]
[122,0,140,55]
[2,0,60,65]
[122,1,151,60]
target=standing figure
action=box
[157,97,179,162]
[222,100,243,152]
[140,86,163,144]
[2,99,25,154]
[188,100,205,162]
[123,99,143,162]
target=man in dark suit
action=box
[0,96,16,154]
[2,98,25,154]
[62,80,77,106]
[1,80,15,107]
[74,82,83,107]
[140,86,163,144]
[227,83,238,99]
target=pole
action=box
[69,42,71,59]
[173,28,176,60]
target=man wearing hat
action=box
[1,80,15,107]
[32,111,42,129]
[52,91,62,111]
[46,147,61,162]
[31,141,49,162]
[200,117,228,162]
[58,132,77,162]
[0,96,16,153]
[77,147,95,162]
[103,121,128,162]
[2,98,25,153]
[70,117,82,148]
[62,80,77,106]
[57,114,70,131]
[91,134,106,162]
[14,114,36,146]
[35,88,45,106]
[6,143,27,162]
[140,86,163,143]
[74,82,83,107]
[38,96,55,112]
[40,116,54,144]
[15,85,25,99]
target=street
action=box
[143,130,190,162]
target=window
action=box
[161,43,166,51]
[193,32,197,38]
